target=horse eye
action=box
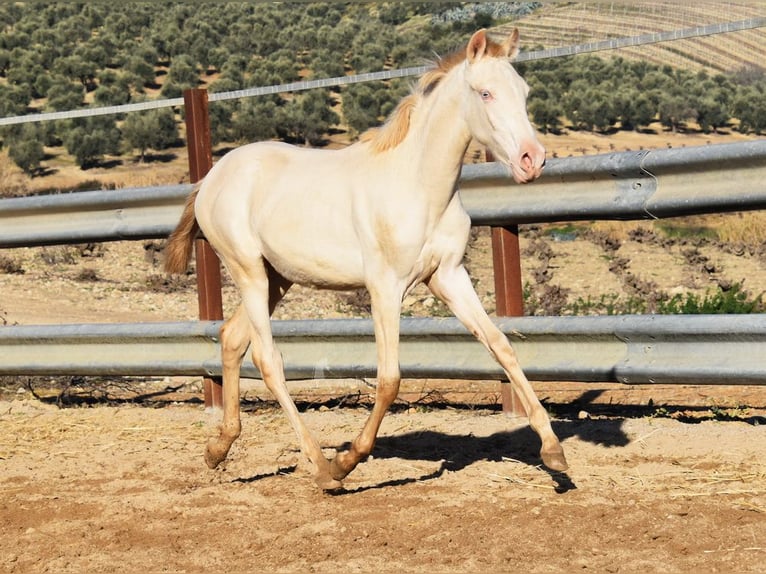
[480,90,493,102]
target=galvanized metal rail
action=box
[1,140,765,248]
[2,315,765,385]
[459,139,766,224]
[0,184,191,247]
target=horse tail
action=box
[164,185,201,274]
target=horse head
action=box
[463,28,546,184]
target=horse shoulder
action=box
[403,193,472,287]
[427,193,473,263]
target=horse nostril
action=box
[541,157,547,168]
[520,152,533,172]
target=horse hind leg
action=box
[205,304,251,469]
[204,264,293,470]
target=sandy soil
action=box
[1,396,764,574]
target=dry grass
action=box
[542,209,766,257]
[713,212,766,245]
[590,220,655,242]
[0,154,30,198]
[22,148,190,195]
[574,207,766,252]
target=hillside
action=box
[511,1,765,72]
[0,1,763,194]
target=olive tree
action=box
[122,107,179,161]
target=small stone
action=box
[577,410,591,420]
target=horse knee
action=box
[251,346,285,384]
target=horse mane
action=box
[359,93,418,153]
[360,34,510,154]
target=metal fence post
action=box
[491,226,524,317]
[184,88,224,410]
[486,150,527,417]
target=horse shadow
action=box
[231,417,629,495]
[329,418,627,494]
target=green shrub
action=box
[527,282,764,316]
[657,282,764,314]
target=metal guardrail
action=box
[1,315,765,384]
[460,139,766,224]
[1,140,765,248]
[0,184,191,247]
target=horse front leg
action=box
[427,264,568,472]
[228,264,340,491]
[330,283,402,482]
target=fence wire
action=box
[0,17,763,127]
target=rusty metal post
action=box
[486,150,527,417]
[184,88,224,410]
[491,226,524,317]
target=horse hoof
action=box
[315,474,344,492]
[329,454,352,481]
[204,440,227,469]
[541,448,569,472]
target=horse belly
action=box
[257,205,366,290]
[264,242,365,289]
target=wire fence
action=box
[0,17,763,127]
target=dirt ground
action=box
[1,391,765,574]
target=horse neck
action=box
[396,68,472,197]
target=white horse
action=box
[166,28,568,490]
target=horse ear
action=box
[502,27,520,60]
[466,29,487,62]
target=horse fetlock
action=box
[220,421,241,441]
[314,466,344,492]
[306,455,344,491]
